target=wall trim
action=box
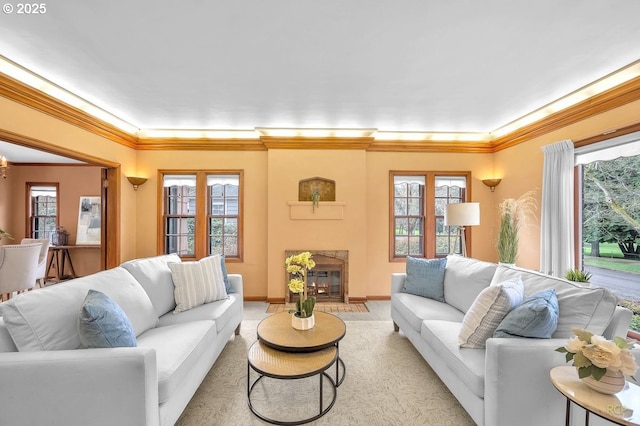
[2,71,640,153]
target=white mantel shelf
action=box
[288,201,346,220]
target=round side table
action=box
[550,366,640,426]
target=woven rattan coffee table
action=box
[247,312,347,425]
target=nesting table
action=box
[247,312,346,425]
[550,366,640,426]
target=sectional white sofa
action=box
[391,255,633,426]
[0,254,243,426]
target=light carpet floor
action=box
[176,320,474,426]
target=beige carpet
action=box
[176,320,474,426]
[266,303,369,314]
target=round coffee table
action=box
[247,340,338,425]
[247,312,347,425]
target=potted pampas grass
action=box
[497,190,536,265]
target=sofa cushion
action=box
[458,278,524,348]
[493,289,559,338]
[421,320,486,398]
[444,255,497,313]
[2,267,157,351]
[490,265,618,337]
[401,256,447,302]
[121,253,181,317]
[78,289,137,348]
[136,320,217,404]
[391,292,465,332]
[157,292,242,334]
[169,255,228,313]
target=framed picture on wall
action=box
[76,196,101,245]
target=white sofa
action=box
[0,254,243,426]
[391,255,633,426]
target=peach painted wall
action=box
[495,98,640,271]
[134,149,269,299]
[365,151,496,297]
[266,149,368,301]
[5,165,103,276]
[0,96,139,261]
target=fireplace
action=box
[285,250,348,303]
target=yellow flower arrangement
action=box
[285,251,316,318]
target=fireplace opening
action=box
[285,251,348,304]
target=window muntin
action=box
[161,171,242,260]
[391,172,469,260]
[28,184,58,239]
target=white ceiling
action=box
[1,0,640,161]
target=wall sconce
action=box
[1,156,8,179]
[482,178,502,192]
[126,176,148,191]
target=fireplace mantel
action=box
[288,201,346,220]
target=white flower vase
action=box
[581,369,626,394]
[291,313,315,330]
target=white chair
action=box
[0,243,41,301]
[21,238,51,287]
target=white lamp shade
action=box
[444,202,480,226]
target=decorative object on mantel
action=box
[285,251,316,330]
[482,178,502,192]
[298,177,335,203]
[555,327,638,394]
[311,189,320,212]
[496,190,536,265]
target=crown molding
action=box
[0,73,138,149]
[2,70,640,154]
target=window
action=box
[28,183,58,239]
[390,172,470,260]
[575,133,640,335]
[161,171,242,260]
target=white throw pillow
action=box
[169,255,228,313]
[458,277,524,348]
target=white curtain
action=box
[540,140,574,277]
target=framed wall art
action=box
[76,196,101,245]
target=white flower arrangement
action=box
[556,327,638,380]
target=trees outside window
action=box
[28,183,58,239]
[390,172,469,260]
[578,149,640,334]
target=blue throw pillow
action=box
[493,289,559,338]
[401,256,447,302]
[221,255,234,294]
[78,289,137,348]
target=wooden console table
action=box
[46,245,100,283]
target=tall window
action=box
[28,183,58,239]
[390,172,469,260]
[575,134,640,334]
[161,171,242,260]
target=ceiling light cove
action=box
[256,128,377,138]
[137,129,259,139]
[374,132,491,142]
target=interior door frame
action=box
[0,129,121,269]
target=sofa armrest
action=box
[391,273,406,295]
[228,273,243,299]
[484,337,572,426]
[0,347,159,426]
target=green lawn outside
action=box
[583,242,640,274]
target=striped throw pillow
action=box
[169,255,228,313]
